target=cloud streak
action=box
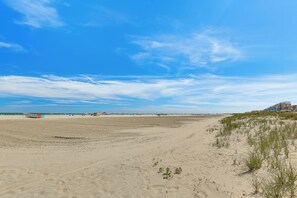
[131,29,244,70]
[0,41,26,52]
[1,74,297,113]
[0,75,184,101]
[4,0,64,28]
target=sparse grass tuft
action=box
[212,137,230,148]
[261,163,297,197]
[245,150,263,171]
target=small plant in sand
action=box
[158,166,182,179]
[162,167,173,180]
[152,158,161,167]
[245,149,263,171]
[174,167,182,175]
[158,167,164,173]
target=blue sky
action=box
[1,0,297,113]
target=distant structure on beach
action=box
[25,113,44,118]
[156,113,168,116]
[263,101,297,112]
[91,112,108,116]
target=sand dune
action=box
[0,115,252,197]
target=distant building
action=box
[264,101,293,112]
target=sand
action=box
[0,115,253,198]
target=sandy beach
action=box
[2,0,296,196]
[0,115,253,198]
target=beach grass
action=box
[214,111,297,197]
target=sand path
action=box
[0,116,252,197]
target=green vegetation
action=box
[152,158,162,167]
[157,166,183,180]
[245,150,263,171]
[214,111,297,197]
[221,111,297,123]
[262,163,297,198]
[159,167,173,180]
[212,136,230,148]
[174,167,182,175]
[206,125,219,133]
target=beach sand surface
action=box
[0,115,253,197]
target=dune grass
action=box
[214,111,297,197]
[245,150,263,171]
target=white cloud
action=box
[4,0,64,28]
[131,29,244,69]
[0,75,184,101]
[1,74,297,113]
[0,41,26,52]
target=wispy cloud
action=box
[4,0,64,28]
[131,29,244,70]
[85,6,133,27]
[0,41,26,52]
[1,74,297,113]
[0,75,182,101]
